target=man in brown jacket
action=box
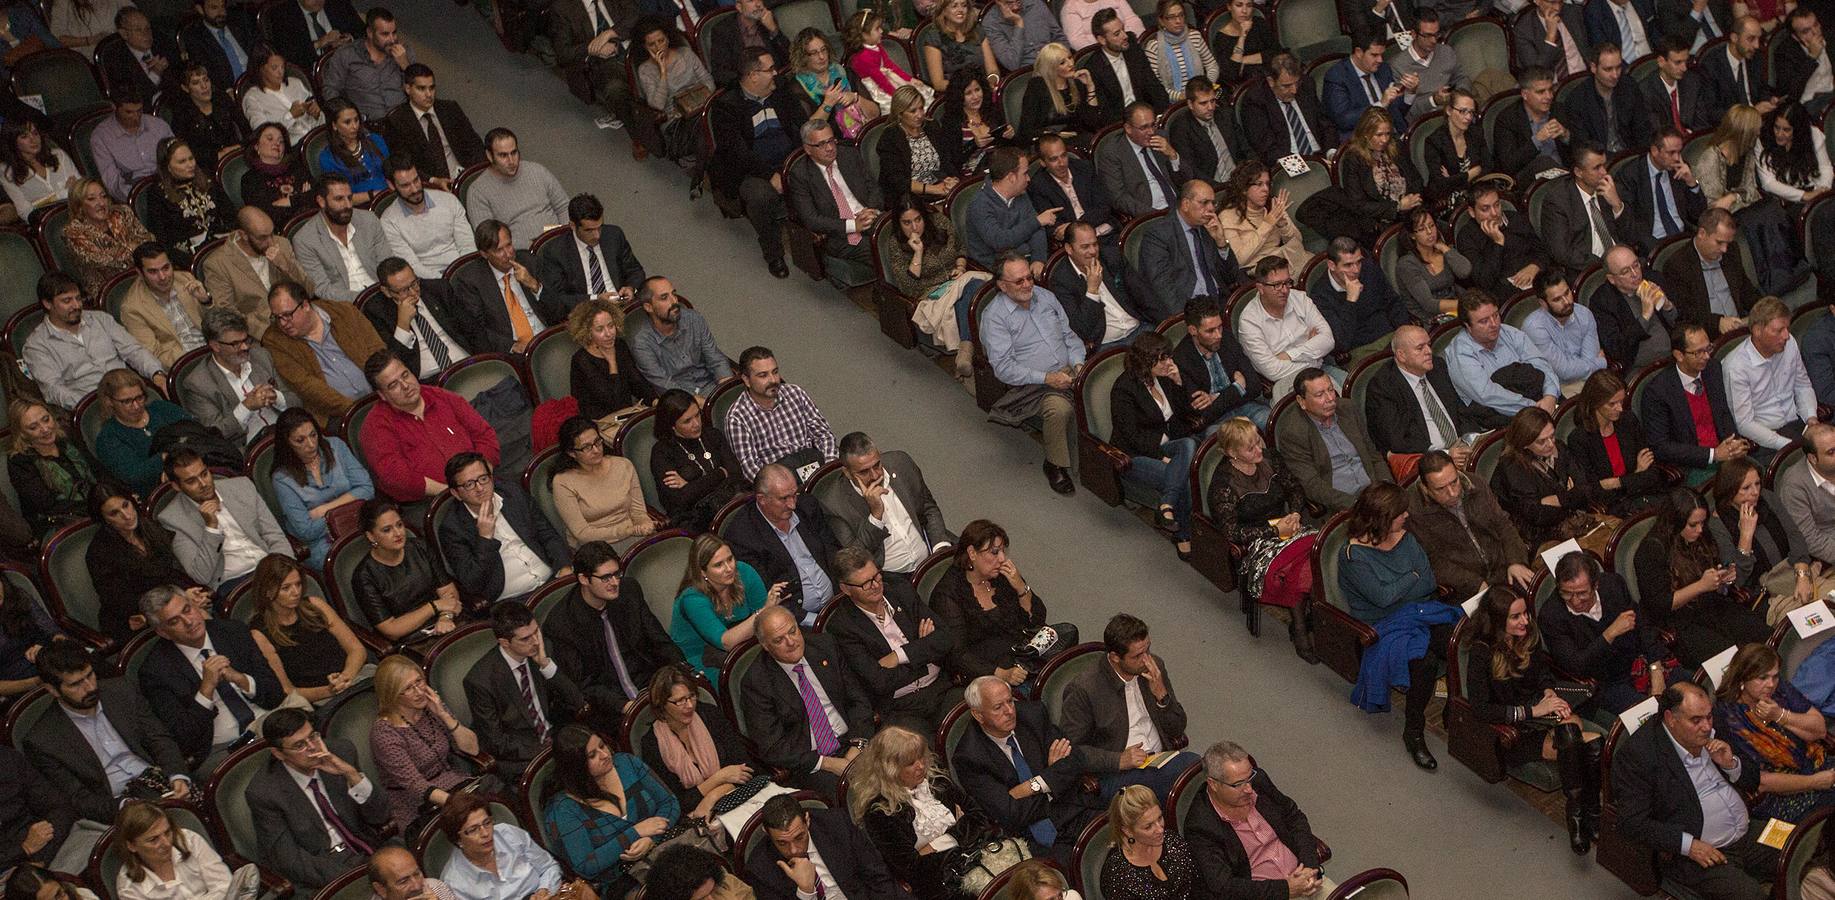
[1405,450,1536,599]
[199,207,316,340]
[261,280,386,422]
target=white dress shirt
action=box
[488,264,548,331]
[178,636,268,747]
[326,223,375,293]
[282,762,373,850]
[574,235,613,294]
[854,476,929,574]
[1069,259,1141,345]
[213,356,284,442]
[1103,50,1135,105]
[1118,672,1164,753]
[794,839,847,900]
[1400,368,1454,450]
[1724,336,1817,450]
[499,646,559,732]
[200,499,267,583]
[409,102,463,177]
[477,493,554,599]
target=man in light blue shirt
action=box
[1522,270,1608,396]
[982,253,1087,494]
[1446,290,1561,417]
[756,464,835,624]
[1724,297,1818,452]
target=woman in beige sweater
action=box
[551,416,656,551]
[1215,160,1309,275]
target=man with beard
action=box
[200,207,317,339]
[180,306,296,444]
[178,0,257,93]
[378,156,473,279]
[23,272,166,409]
[319,6,413,121]
[723,347,838,481]
[627,275,731,395]
[261,280,386,421]
[293,175,392,302]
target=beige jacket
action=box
[199,234,316,339]
[118,271,208,368]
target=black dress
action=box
[931,565,1047,680]
[1210,21,1279,87]
[635,703,755,807]
[1632,536,1771,666]
[1100,830,1198,900]
[1464,639,1560,767]
[143,182,236,268]
[352,538,454,629]
[857,776,976,900]
[1565,415,1666,515]
[1488,451,1594,549]
[253,618,348,689]
[1017,79,1102,145]
[934,102,1018,175]
[7,442,99,534]
[569,343,658,421]
[84,524,200,643]
[649,429,746,532]
[239,157,316,229]
[168,94,248,173]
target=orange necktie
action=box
[501,272,534,343]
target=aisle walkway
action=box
[400,8,1644,895]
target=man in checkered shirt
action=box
[724,346,839,481]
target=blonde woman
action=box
[847,726,975,900]
[1019,43,1100,142]
[1099,784,1196,900]
[879,85,963,201]
[6,397,99,534]
[1694,104,1764,212]
[668,534,780,688]
[567,297,658,426]
[60,176,154,298]
[112,801,256,900]
[370,654,493,835]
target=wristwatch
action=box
[1029,776,1047,794]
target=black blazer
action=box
[541,585,683,701]
[722,496,843,612]
[1167,110,1242,187]
[1080,40,1170,127]
[1132,211,1240,323]
[267,0,363,69]
[168,92,248,168]
[1017,78,1104,141]
[570,343,659,421]
[1641,70,1713,134]
[1211,21,1279,87]
[1171,331,1262,430]
[1455,209,1552,296]
[1590,278,1679,371]
[1610,710,1761,857]
[362,276,482,376]
[1047,254,1146,346]
[138,620,288,764]
[786,148,885,246]
[1419,125,1491,207]
[97,35,180,102]
[532,225,645,308]
[380,99,487,183]
[824,597,958,711]
[744,808,913,900]
[1567,412,1667,510]
[1638,362,1738,469]
[651,429,747,529]
[1308,258,1412,353]
[1658,242,1757,338]
[637,702,754,807]
[737,632,875,775]
[707,13,790,88]
[1183,768,1322,900]
[1512,5,1590,75]
[460,646,586,775]
[950,699,1103,846]
[1774,32,1825,104]
[709,83,811,195]
[1492,104,1568,183]
[1616,155,1707,256]
[1239,79,1336,165]
[177,13,259,94]
[448,251,569,353]
[244,736,389,889]
[1558,79,1654,156]
[1698,45,1774,124]
[0,745,75,871]
[1027,156,1120,238]
[877,121,966,202]
[1335,151,1423,230]
[547,0,639,104]
[1654,0,1731,47]
[1540,176,1629,275]
[435,481,572,602]
[1581,0,1655,49]
[1535,570,1661,680]
[1365,357,1507,455]
[23,679,190,824]
[1110,374,1195,458]
[858,776,972,900]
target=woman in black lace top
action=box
[931,519,1064,686]
[1100,785,1196,900]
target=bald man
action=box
[1364,323,1509,467]
[367,847,458,900]
[738,604,875,794]
[200,206,317,339]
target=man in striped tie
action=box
[740,605,876,794]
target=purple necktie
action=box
[307,777,374,855]
[516,663,549,743]
[793,663,840,756]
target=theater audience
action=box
[1210,0,1275,87]
[246,706,387,891]
[723,464,840,625]
[669,534,771,688]
[1277,367,1389,514]
[540,724,680,899]
[1393,208,1470,322]
[847,725,973,900]
[25,272,166,411]
[1060,614,1193,798]
[1207,417,1317,638]
[1710,456,1827,617]
[93,369,191,496]
[463,129,570,250]
[965,149,1052,273]
[825,548,956,731]
[1591,245,1677,372]
[1096,103,1178,217]
[1757,102,1832,207]
[981,0,1062,72]
[705,0,789,88]
[744,793,911,900]
[241,48,324,143]
[1662,209,1756,342]
[636,665,758,817]
[159,449,295,592]
[1100,784,1195,900]
[1696,104,1765,215]
[1237,257,1336,401]
[1634,488,1771,665]
[1465,586,1602,854]
[1182,740,1330,898]
[634,21,716,154]
[821,431,954,592]
[1142,1,1214,101]
[1133,179,1239,324]
[1337,109,1423,236]
[270,408,371,568]
[6,399,98,535]
[739,604,874,794]
[1493,69,1567,183]
[361,353,499,502]
[320,7,411,121]
[262,281,386,422]
[351,498,462,642]
[551,416,653,551]
[1713,643,1835,824]
[785,117,882,289]
[724,347,838,482]
[1538,550,1672,717]
[539,542,677,714]
[317,100,389,204]
[1640,322,1753,479]
[1419,88,1487,211]
[1407,449,1535,597]
[1165,79,1240,190]
[875,87,955,206]
[247,554,367,706]
[648,390,746,532]
[885,198,983,373]
[568,298,657,425]
[1215,161,1307,276]
[1566,370,1666,515]
[1489,406,1598,550]
[1780,422,1835,569]
[110,800,240,900]
[86,482,200,643]
[451,218,564,354]
[1724,296,1816,453]
[440,793,579,900]
[439,453,570,605]
[932,520,1061,686]
[1445,290,1560,418]
[369,654,484,834]
[141,140,233,268]
[792,29,879,134]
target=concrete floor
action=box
[399,6,1650,895]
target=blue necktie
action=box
[1653,171,1679,238]
[1007,735,1058,848]
[215,27,245,80]
[199,648,255,732]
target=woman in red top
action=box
[1565,370,1668,515]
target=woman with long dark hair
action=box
[0,120,77,215]
[351,498,462,641]
[1565,370,1665,515]
[240,46,322,142]
[1758,101,1832,207]
[1489,406,1597,550]
[1215,160,1307,275]
[84,481,202,642]
[1632,488,1771,665]
[1709,455,1831,623]
[316,98,390,204]
[1110,333,1197,556]
[648,390,746,532]
[936,68,1016,172]
[270,407,373,569]
[885,194,984,376]
[247,554,368,705]
[0,572,56,703]
[551,415,654,550]
[542,724,683,898]
[1391,206,1470,322]
[144,137,235,269]
[6,398,99,534]
[1210,0,1277,86]
[167,64,247,168]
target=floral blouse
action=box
[64,205,153,297]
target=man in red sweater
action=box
[359,351,500,500]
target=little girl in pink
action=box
[844,9,935,109]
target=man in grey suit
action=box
[292,175,393,302]
[1096,103,1184,219]
[1131,180,1241,323]
[246,708,391,892]
[1275,367,1392,513]
[815,432,956,599]
[182,307,299,445]
[1060,614,1197,799]
[1780,422,1835,568]
[158,449,295,591]
[786,120,883,289]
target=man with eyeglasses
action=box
[824,547,957,732]
[709,48,809,279]
[1133,179,1241,323]
[1637,322,1752,477]
[245,707,392,892]
[438,452,571,607]
[1237,256,1338,401]
[358,351,500,501]
[785,120,883,289]
[1388,9,1468,121]
[261,279,386,422]
[1182,740,1332,899]
[363,256,476,381]
[982,252,1086,495]
[1589,245,1678,371]
[1097,102,1182,218]
[24,272,167,410]
[542,540,682,718]
[181,306,296,445]
[200,206,316,339]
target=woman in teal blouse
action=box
[542,725,683,898]
[669,534,778,688]
[93,369,197,496]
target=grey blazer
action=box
[1779,463,1835,567]
[179,348,302,444]
[812,450,956,572]
[1058,652,1187,769]
[1095,137,1183,219]
[157,475,295,588]
[291,211,394,302]
[244,736,390,891]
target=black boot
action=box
[1289,600,1319,664]
[1580,732,1603,846]
[1554,724,1590,855]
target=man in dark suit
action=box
[1775,8,1834,113]
[177,0,257,93]
[98,8,177,102]
[1618,129,1707,257]
[1240,53,1337,165]
[724,463,841,626]
[449,219,568,355]
[823,549,957,731]
[365,258,478,380]
[1276,367,1393,512]
[1583,0,1656,58]
[1345,0,1414,38]
[1493,69,1570,182]
[26,641,190,839]
[462,602,586,778]
[1559,44,1652,156]
[1698,15,1778,122]
[534,193,646,309]
[818,433,955,589]
[246,708,391,892]
[1321,27,1409,135]
[1659,207,1756,339]
[953,675,1106,865]
[739,606,876,794]
[1169,79,1243,188]
[1080,10,1169,127]
[1184,741,1331,899]
[1366,324,1507,464]
[547,0,638,126]
[1458,184,1554,296]
[1029,134,1121,253]
[1097,102,1184,219]
[1132,180,1240,323]
[1061,614,1197,798]
[707,0,791,87]
[0,744,76,873]
[1642,37,1712,133]
[1592,245,1680,371]
[542,541,682,720]
[1539,143,1629,277]
[786,120,882,289]
[138,585,288,769]
[1612,683,1774,898]
[743,795,912,900]
[1537,552,1674,715]
[437,453,573,605]
[1638,322,1756,473]
[1172,297,1267,431]
[1311,237,1410,361]
[382,65,486,190]
[1048,222,1147,348]
[709,48,808,278]
[267,0,363,70]
[1655,0,1731,51]
[1513,0,1590,77]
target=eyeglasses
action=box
[113,392,148,406]
[999,273,1034,285]
[842,572,884,588]
[805,138,838,149]
[585,569,623,583]
[1209,767,1260,789]
[212,336,252,349]
[455,473,494,492]
[571,437,604,455]
[1680,345,1713,357]
[281,732,325,754]
[1258,279,1294,289]
[272,303,308,321]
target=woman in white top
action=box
[42,0,129,55]
[1757,101,1834,205]
[847,726,977,900]
[241,47,324,143]
[0,121,78,214]
[112,802,242,900]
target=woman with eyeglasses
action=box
[649,390,747,532]
[552,415,655,551]
[1420,87,1491,212]
[792,28,878,138]
[637,665,760,821]
[92,368,196,497]
[370,654,495,835]
[1110,333,1197,558]
[351,498,463,642]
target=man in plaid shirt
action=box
[724,346,839,480]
